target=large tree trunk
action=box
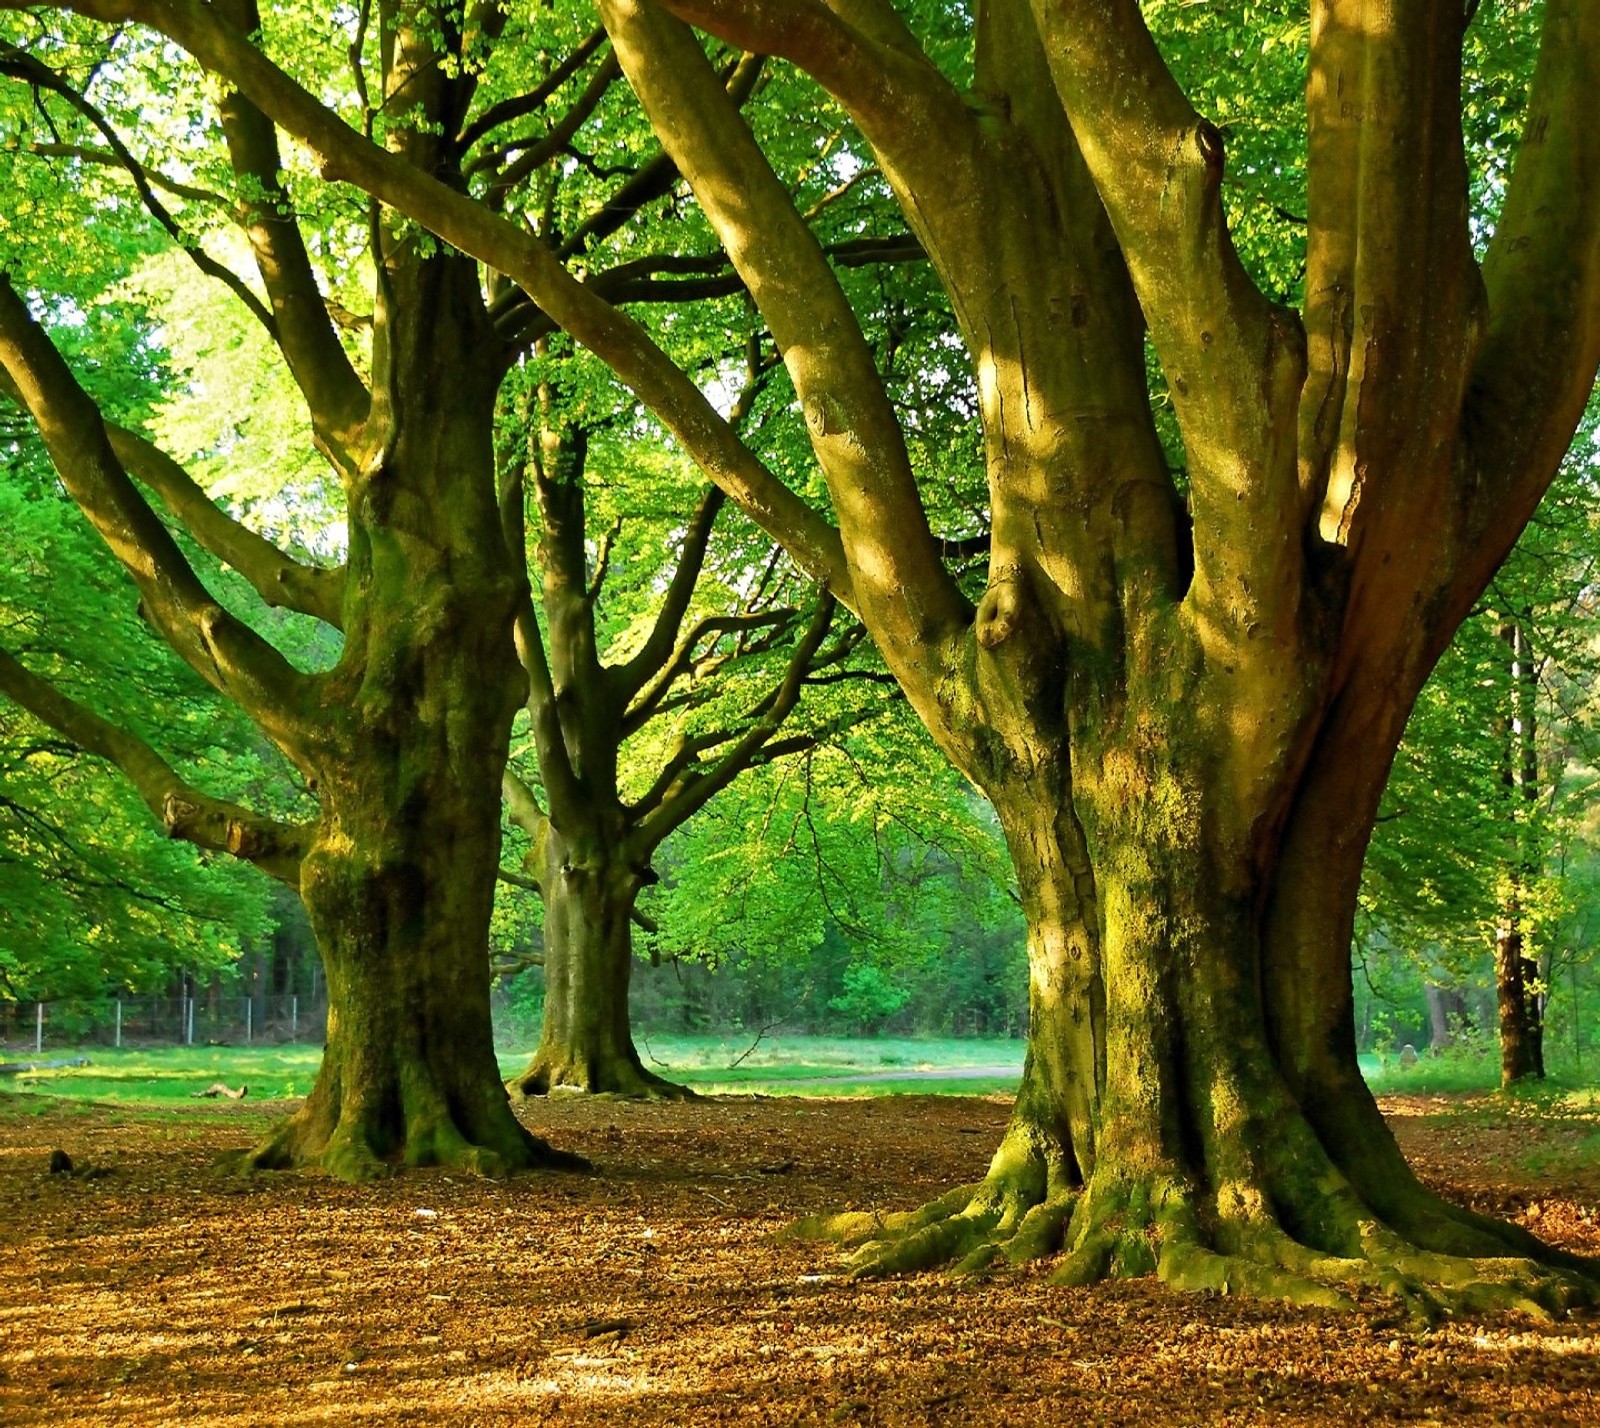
[250,777,578,1180]
[508,826,689,1099]
[245,252,584,1178]
[804,651,1590,1314]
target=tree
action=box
[0,4,589,1178]
[499,380,875,1097]
[1359,415,1600,1080]
[7,0,1598,1312]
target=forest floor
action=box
[0,1089,1596,1425]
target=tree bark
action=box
[508,825,688,1099]
[1495,617,1546,1087]
[245,251,587,1177]
[807,683,1587,1311]
[1496,914,1547,1086]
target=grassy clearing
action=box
[0,1044,323,1103]
[2,1035,1589,1107]
[595,1032,1025,1096]
[0,1035,1027,1104]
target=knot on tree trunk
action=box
[976,565,1032,651]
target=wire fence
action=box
[0,994,328,1054]
[2,991,1028,1058]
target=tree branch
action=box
[476,52,622,201]
[22,142,230,209]
[210,0,372,464]
[1026,0,1304,628]
[0,43,275,330]
[613,484,725,701]
[0,277,314,747]
[631,590,836,851]
[500,457,584,822]
[619,610,788,740]
[105,423,346,629]
[1463,0,1600,600]
[458,25,609,152]
[0,644,307,885]
[13,0,853,600]
[600,0,968,679]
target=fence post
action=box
[291,995,298,1041]
[35,1002,43,1054]
[186,994,195,1047]
[115,998,122,1050]
[245,997,252,1044]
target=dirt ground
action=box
[0,1090,1597,1426]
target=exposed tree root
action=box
[792,1153,1598,1320]
[229,1088,591,1182]
[508,1051,697,1102]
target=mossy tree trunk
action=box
[506,816,684,1098]
[591,0,1600,1310]
[245,246,586,1176]
[233,6,596,1179]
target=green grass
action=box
[506,1033,1027,1097]
[0,1044,324,1103]
[4,1035,1588,1107]
[1360,1049,1502,1095]
[0,1035,1027,1105]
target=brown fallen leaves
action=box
[0,1090,1595,1426]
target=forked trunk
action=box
[808,662,1588,1313]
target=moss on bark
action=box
[509,841,692,1100]
[796,704,1596,1316]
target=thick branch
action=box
[1027,0,1304,634]
[600,0,967,685]
[211,0,371,461]
[106,424,345,629]
[0,644,307,885]
[1464,0,1600,598]
[0,277,313,745]
[1301,0,1483,565]
[501,459,584,822]
[117,0,853,598]
[502,767,549,842]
